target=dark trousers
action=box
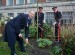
[4,23,25,55]
[10,37,25,55]
[38,25,43,38]
[55,23,58,39]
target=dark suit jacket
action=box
[35,12,44,26]
[54,11,62,23]
[4,14,31,42]
[13,14,31,35]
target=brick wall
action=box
[14,0,16,5]
[38,0,46,3]
[2,0,6,6]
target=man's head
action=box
[38,7,43,13]
[29,11,35,19]
[52,7,58,13]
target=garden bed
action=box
[26,38,50,55]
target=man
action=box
[4,11,35,55]
[52,7,62,40]
[35,7,44,38]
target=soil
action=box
[26,38,50,55]
[26,37,65,55]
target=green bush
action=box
[20,25,37,38]
[0,17,5,27]
[62,34,75,55]
[0,16,13,27]
[50,46,62,55]
[42,23,53,38]
[21,23,53,38]
[61,27,75,55]
[0,33,3,38]
[29,25,37,37]
[37,38,52,48]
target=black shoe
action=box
[21,50,26,52]
[11,52,18,55]
[21,48,26,52]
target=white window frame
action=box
[16,0,25,5]
[6,0,14,6]
[27,0,30,3]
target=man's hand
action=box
[25,38,29,44]
[18,33,23,38]
[53,22,56,25]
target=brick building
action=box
[0,0,75,24]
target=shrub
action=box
[61,26,75,55]
[50,46,62,55]
[42,23,53,38]
[0,17,5,27]
[29,25,37,37]
[0,33,3,38]
[20,25,37,38]
[37,38,52,48]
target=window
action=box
[45,11,73,25]
[16,0,25,5]
[8,13,14,17]
[45,12,54,25]
[30,0,36,4]
[62,12,73,24]
[61,19,72,24]
[8,0,13,5]
[46,19,54,25]
[19,0,24,5]
[0,0,2,6]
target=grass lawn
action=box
[0,41,28,55]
